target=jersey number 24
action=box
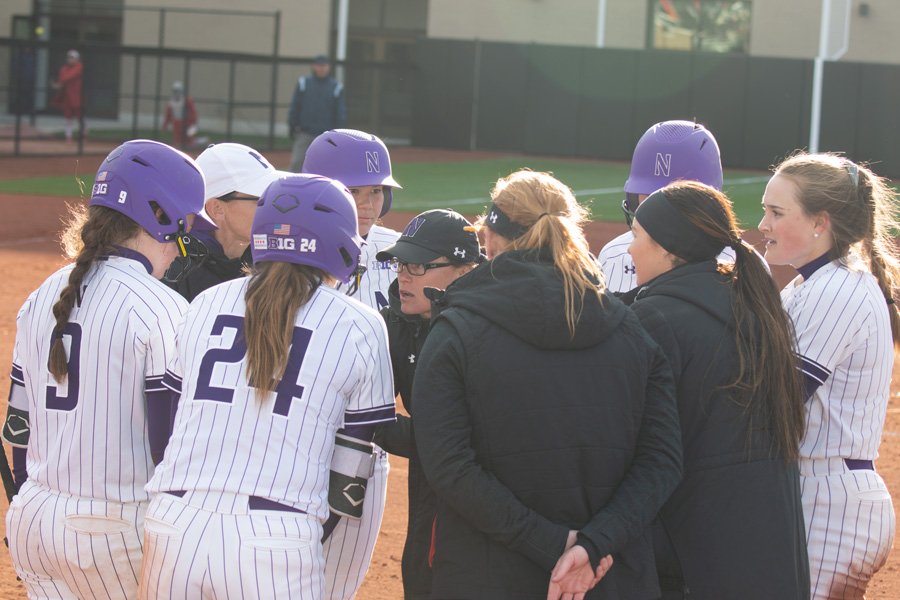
[195,314,312,417]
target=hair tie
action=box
[887,296,895,306]
[845,160,859,187]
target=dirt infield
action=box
[0,151,899,598]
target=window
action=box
[649,0,752,53]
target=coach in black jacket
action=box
[625,183,809,599]
[373,209,481,600]
[412,170,683,600]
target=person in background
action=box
[288,55,347,172]
[599,120,731,294]
[162,81,198,150]
[50,49,83,143]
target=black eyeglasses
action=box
[388,258,455,276]
[217,192,259,202]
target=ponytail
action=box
[664,182,805,461]
[858,168,900,346]
[244,262,329,399]
[485,170,604,338]
[49,204,140,382]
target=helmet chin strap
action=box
[174,219,189,257]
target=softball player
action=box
[139,174,395,599]
[759,152,898,599]
[302,129,400,599]
[2,140,206,599]
[598,120,734,293]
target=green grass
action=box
[391,158,770,229]
[0,156,771,229]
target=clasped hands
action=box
[546,530,613,600]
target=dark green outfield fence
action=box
[412,39,900,178]
[2,34,899,179]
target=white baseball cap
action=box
[196,143,287,200]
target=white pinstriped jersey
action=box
[782,254,893,461]
[599,230,738,293]
[338,224,398,311]
[8,255,186,502]
[146,279,395,519]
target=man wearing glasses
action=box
[165,142,286,301]
[373,209,482,600]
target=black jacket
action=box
[628,261,809,599]
[373,279,437,600]
[166,231,249,302]
[412,249,683,600]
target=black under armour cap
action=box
[376,209,480,264]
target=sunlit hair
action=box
[658,181,805,461]
[49,204,140,381]
[479,169,604,337]
[244,261,332,400]
[775,152,900,346]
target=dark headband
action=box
[634,190,725,263]
[486,202,528,239]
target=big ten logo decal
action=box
[92,182,107,196]
[262,237,317,252]
[268,237,295,250]
[654,153,672,177]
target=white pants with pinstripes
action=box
[5,480,146,600]
[801,457,896,600]
[139,490,323,600]
[322,448,389,599]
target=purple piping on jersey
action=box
[796,252,832,281]
[147,388,176,464]
[799,355,831,402]
[10,364,24,385]
[12,447,26,487]
[100,246,154,274]
[845,459,875,471]
[162,490,307,513]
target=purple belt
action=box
[164,490,306,514]
[844,459,875,471]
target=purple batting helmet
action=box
[90,139,207,243]
[251,174,364,283]
[301,129,401,217]
[625,120,723,195]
